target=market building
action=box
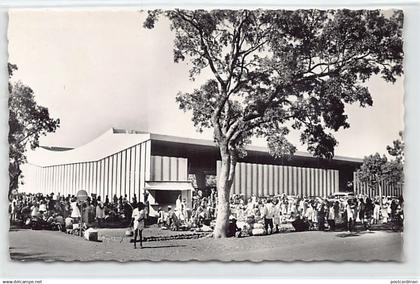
[20,128,402,213]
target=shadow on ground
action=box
[336,232,361,238]
[136,244,187,249]
[9,250,62,262]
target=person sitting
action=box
[165,206,174,228]
[170,210,182,231]
[49,213,65,231]
[157,207,165,227]
[292,214,310,232]
[65,217,74,234]
[31,203,40,218]
[39,200,47,214]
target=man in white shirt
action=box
[264,198,275,234]
[132,202,145,249]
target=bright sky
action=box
[7,9,404,159]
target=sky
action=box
[7,9,404,159]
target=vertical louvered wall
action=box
[23,140,152,202]
[217,161,339,199]
[149,156,188,181]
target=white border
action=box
[0,0,419,279]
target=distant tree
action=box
[387,130,404,163]
[8,63,60,198]
[358,132,404,203]
[358,154,385,203]
[144,9,403,237]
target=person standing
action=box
[70,198,81,223]
[132,202,146,249]
[346,199,356,232]
[373,200,381,225]
[10,198,17,223]
[273,198,281,233]
[327,202,336,231]
[263,199,275,234]
[96,197,105,227]
[305,202,314,230]
[317,201,326,231]
[176,195,182,212]
[364,197,374,231]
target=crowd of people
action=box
[9,189,404,239]
[8,192,143,232]
[155,190,216,231]
[228,193,404,235]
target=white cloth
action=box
[273,204,281,225]
[281,202,288,215]
[176,198,182,212]
[328,207,335,220]
[39,203,47,212]
[70,202,81,218]
[132,208,145,230]
[305,206,314,220]
[264,203,275,219]
[31,206,39,217]
[373,204,381,220]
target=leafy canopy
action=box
[144,9,403,159]
[8,63,60,191]
[358,132,404,188]
[358,153,403,188]
[387,130,404,163]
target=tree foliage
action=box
[358,154,403,190]
[358,132,404,197]
[387,130,404,163]
[8,63,60,195]
[144,9,403,159]
[143,9,403,237]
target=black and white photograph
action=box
[7,8,404,262]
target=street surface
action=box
[9,227,403,262]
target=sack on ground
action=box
[83,228,98,241]
[125,229,133,237]
[201,225,213,232]
[251,228,266,236]
[236,221,248,230]
[253,223,264,229]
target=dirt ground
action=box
[9,226,403,262]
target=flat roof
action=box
[33,127,363,166]
[149,132,363,164]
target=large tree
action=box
[144,9,403,237]
[8,63,60,198]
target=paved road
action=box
[9,228,403,262]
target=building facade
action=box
[22,128,401,212]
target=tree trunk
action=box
[9,165,21,200]
[376,174,383,207]
[213,146,235,238]
[378,182,383,207]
